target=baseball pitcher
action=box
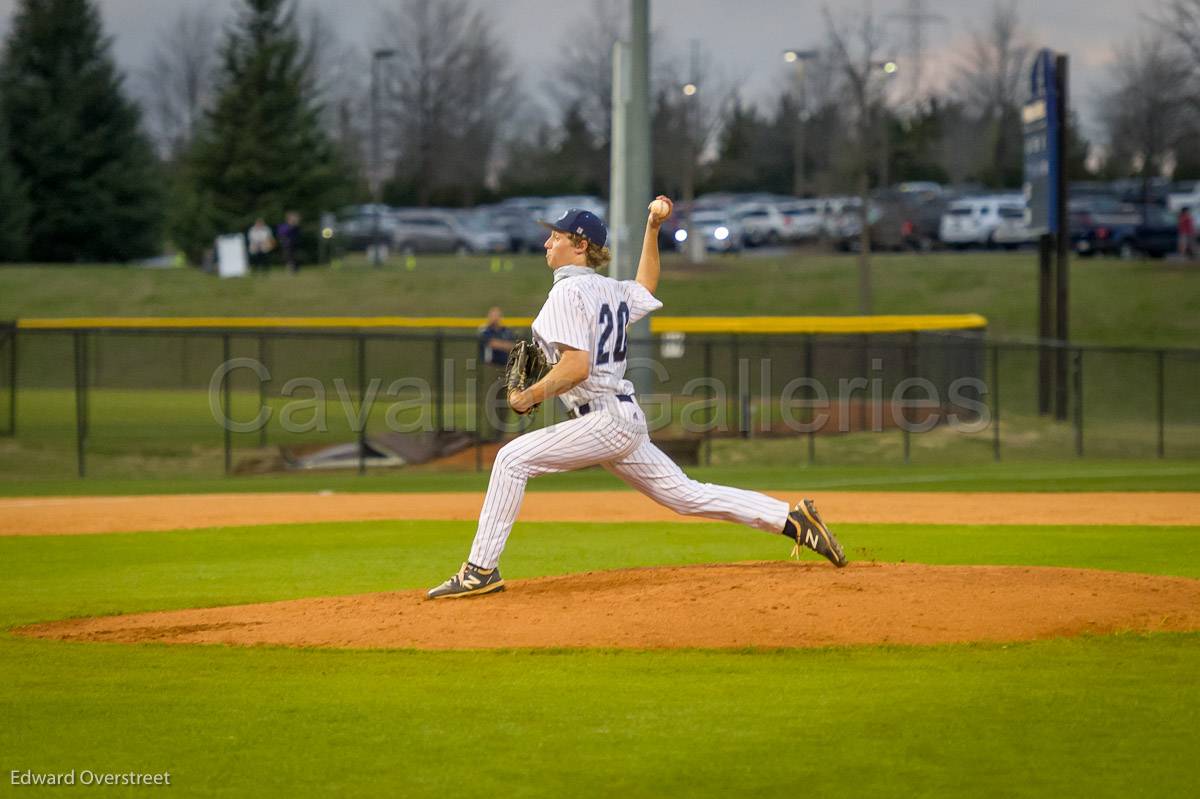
[427,197,846,598]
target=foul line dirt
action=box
[1,491,1198,536]
[20,562,1200,650]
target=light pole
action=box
[369,48,397,267]
[783,49,819,197]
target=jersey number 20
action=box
[596,302,629,365]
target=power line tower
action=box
[888,0,947,104]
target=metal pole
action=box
[624,0,653,396]
[6,324,16,437]
[1037,233,1053,415]
[991,344,1001,462]
[902,339,912,465]
[1156,350,1165,459]
[74,332,87,478]
[731,335,744,438]
[258,335,269,448]
[370,55,382,268]
[370,49,396,267]
[1054,55,1071,422]
[804,335,815,464]
[703,340,713,467]
[1073,348,1083,457]
[357,335,367,476]
[684,40,705,263]
[434,333,444,432]
[223,334,232,475]
[475,364,483,473]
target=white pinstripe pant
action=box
[468,399,791,569]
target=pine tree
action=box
[174,0,349,262]
[0,0,162,262]
[0,110,30,261]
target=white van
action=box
[939,195,1023,247]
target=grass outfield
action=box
[2,251,1199,346]
[2,512,1199,797]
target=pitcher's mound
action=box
[20,562,1200,650]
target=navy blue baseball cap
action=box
[540,208,608,247]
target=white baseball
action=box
[649,199,670,217]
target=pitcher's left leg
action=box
[604,436,789,532]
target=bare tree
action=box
[545,0,627,148]
[297,6,368,176]
[653,41,739,259]
[1150,1,1200,119]
[823,2,894,314]
[377,0,519,205]
[1100,30,1193,205]
[140,7,219,159]
[953,0,1033,185]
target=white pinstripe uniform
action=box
[467,264,791,569]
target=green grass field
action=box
[2,461,1199,797]
[3,251,1199,346]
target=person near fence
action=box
[1178,207,1195,260]
[246,218,275,272]
[478,306,516,441]
[276,211,302,273]
[426,198,847,599]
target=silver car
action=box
[391,212,467,254]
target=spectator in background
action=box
[478,306,516,440]
[277,211,302,273]
[1179,207,1195,260]
[246,218,275,272]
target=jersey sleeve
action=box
[536,285,593,354]
[620,280,664,324]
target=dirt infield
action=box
[2,491,1199,536]
[20,562,1200,650]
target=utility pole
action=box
[683,39,705,262]
[888,0,947,105]
[619,0,652,393]
[369,48,396,268]
[783,49,819,197]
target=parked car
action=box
[391,211,467,254]
[830,201,896,251]
[1167,181,1200,213]
[679,210,743,253]
[481,205,547,252]
[938,195,1022,248]
[729,202,788,246]
[821,197,870,241]
[1069,197,1141,257]
[991,203,1036,248]
[773,200,824,241]
[452,210,509,254]
[1126,205,1179,258]
[871,189,947,250]
[333,204,398,251]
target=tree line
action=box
[0,0,1198,264]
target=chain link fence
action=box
[3,323,1197,480]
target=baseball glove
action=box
[505,340,549,415]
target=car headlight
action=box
[714,226,729,241]
[674,229,688,242]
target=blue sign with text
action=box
[1022,49,1059,235]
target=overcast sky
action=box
[0,0,1153,140]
